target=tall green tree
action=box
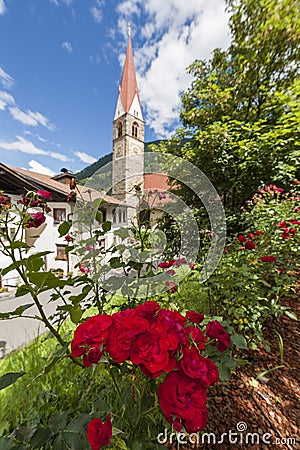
[155,0,300,221]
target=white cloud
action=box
[9,106,55,130]
[116,0,230,137]
[0,67,14,89]
[90,3,103,23]
[74,150,97,164]
[0,0,6,15]
[62,41,73,53]
[0,91,15,110]
[50,0,72,5]
[0,135,69,162]
[27,159,56,176]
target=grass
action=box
[0,314,110,439]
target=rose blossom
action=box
[158,370,208,433]
[37,190,52,200]
[24,212,46,228]
[183,326,207,351]
[206,321,230,352]
[261,256,277,263]
[71,314,112,366]
[106,309,149,363]
[186,311,204,324]
[238,234,247,243]
[245,240,255,250]
[130,321,178,378]
[165,281,178,293]
[87,414,112,450]
[178,347,219,387]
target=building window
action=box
[117,122,123,138]
[53,208,66,224]
[56,244,68,261]
[112,209,116,223]
[132,122,138,138]
[123,210,126,222]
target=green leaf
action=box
[58,221,72,237]
[7,240,30,250]
[50,413,68,433]
[15,285,34,297]
[95,210,103,223]
[28,272,66,291]
[114,227,129,239]
[102,221,112,232]
[30,427,52,449]
[284,310,298,320]
[112,426,123,436]
[0,304,34,319]
[0,372,25,390]
[0,438,14,450]
[231,334,247,349]
[70,305,83,324]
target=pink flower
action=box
[79,263,90,273]
[248,232,254,239]
[293,179,299,185]
[25,212,46,228]
[37,190,52,200]
[166,269,176,275]
[189,263,195,269]
[165,281,178,293]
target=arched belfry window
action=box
[117,122,122,138]
[132,122,139,138]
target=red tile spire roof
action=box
[119,22,140,113]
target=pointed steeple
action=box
[114,23,143,120]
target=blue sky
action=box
[0,0,230,176]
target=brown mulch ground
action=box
[167,288,300,450]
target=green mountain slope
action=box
[76,141,162,182]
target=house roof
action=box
[0,163,127,207]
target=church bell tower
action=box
[112,23,145,201]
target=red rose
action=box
[206,321,230,352]
[293,179,299,185]
[106,309,149,363]
[71,315,112,365]
[131,321,178,378]
[281,231,290,239]
[158,370,208,433]
[189,263,195,269]
[245,240,255,250]
[238,234,246,243]
[135,301,160,321]
[183,326,207,351]
[186,311,204,324]
[178,347,218,387]
[289,219,300,225]
[279,221,287,229]
[157,309,187,345]
[261,256,276,263]
[83,346,103,368]
[254,231,263,236]
[158,259,175,268]
[25,212,46,228]
[65,235,74,242]
[87,414,112,450]
[37,190,52,200]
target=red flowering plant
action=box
[69,301,239,448]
